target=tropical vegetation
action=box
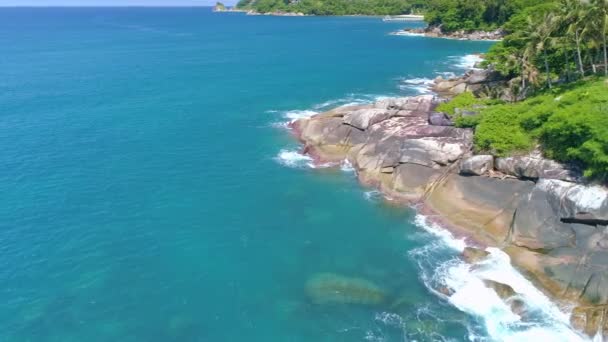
[235,0,425,15]
[232,0,608,180]
[485,0,608,90]
[441,79,608,181]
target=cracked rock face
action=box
[291,95,608,338]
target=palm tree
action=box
[590,0,608,75]
[560,0,588,76]
[525,13,558,88]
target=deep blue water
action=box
[0,7,518,341]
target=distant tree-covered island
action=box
[213,2,227,11]
[235,0,426,16]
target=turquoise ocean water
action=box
[0,7,585,342]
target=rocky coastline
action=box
[392,26,505,41]
[288,93,608,338]
[245,10,309,16]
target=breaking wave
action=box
[451,54,484,70]
[274,149,315,168]
[410,214,588,342]
[399,77,434,94]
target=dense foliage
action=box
[423,0,545,33]
[236,0,425,15]
[445,80,608,180]
[484,0,608,91]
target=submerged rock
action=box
[304,273,386,305]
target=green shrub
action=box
[454,114,482,128]
[474,106,533,155]
[436,92,481,116]
[462,78,608,181]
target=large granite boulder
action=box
[495,154,578,182]
[460,155,494,176]
[537,179,608,224]
[428,112,454,126]
[510,184,577,250]
[387,163,441,202]
[425,174,534,244]
[343,108,392,130]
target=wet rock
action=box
[459,155,493,176]
[462,247,489,263]
[571,305,608,337]
[483,279,516,299]
[437,286,454,297]
[305,273,386,305]
[508,298,527,316]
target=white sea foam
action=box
[413,214,466,252]
[411,214,589,342]
[452,54,484,70]
[436,71,457,79]
[363,190,383,202]
[391,30,425,37]
[399,77,435,94]
[340,159,355,172]
[283,109,318,121]
[274,149,314,168]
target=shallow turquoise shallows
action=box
[0,8,501,341]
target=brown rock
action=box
[462,247,489,263]
[483,279,516,300]
[571,305,608,337]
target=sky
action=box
[0,0,236,6]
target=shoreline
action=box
[284,79,606,338]
[390,30,503,41]
[214,9,425,19]
[391,27,504,41]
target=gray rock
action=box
[343,108,391,130]
[429,112,454,126]
[451,82,468,94]
[537,179,608,224]
[495,154,578,182]
[467,69,500,84]
[511,184,576,250]
[460,155,494,176]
